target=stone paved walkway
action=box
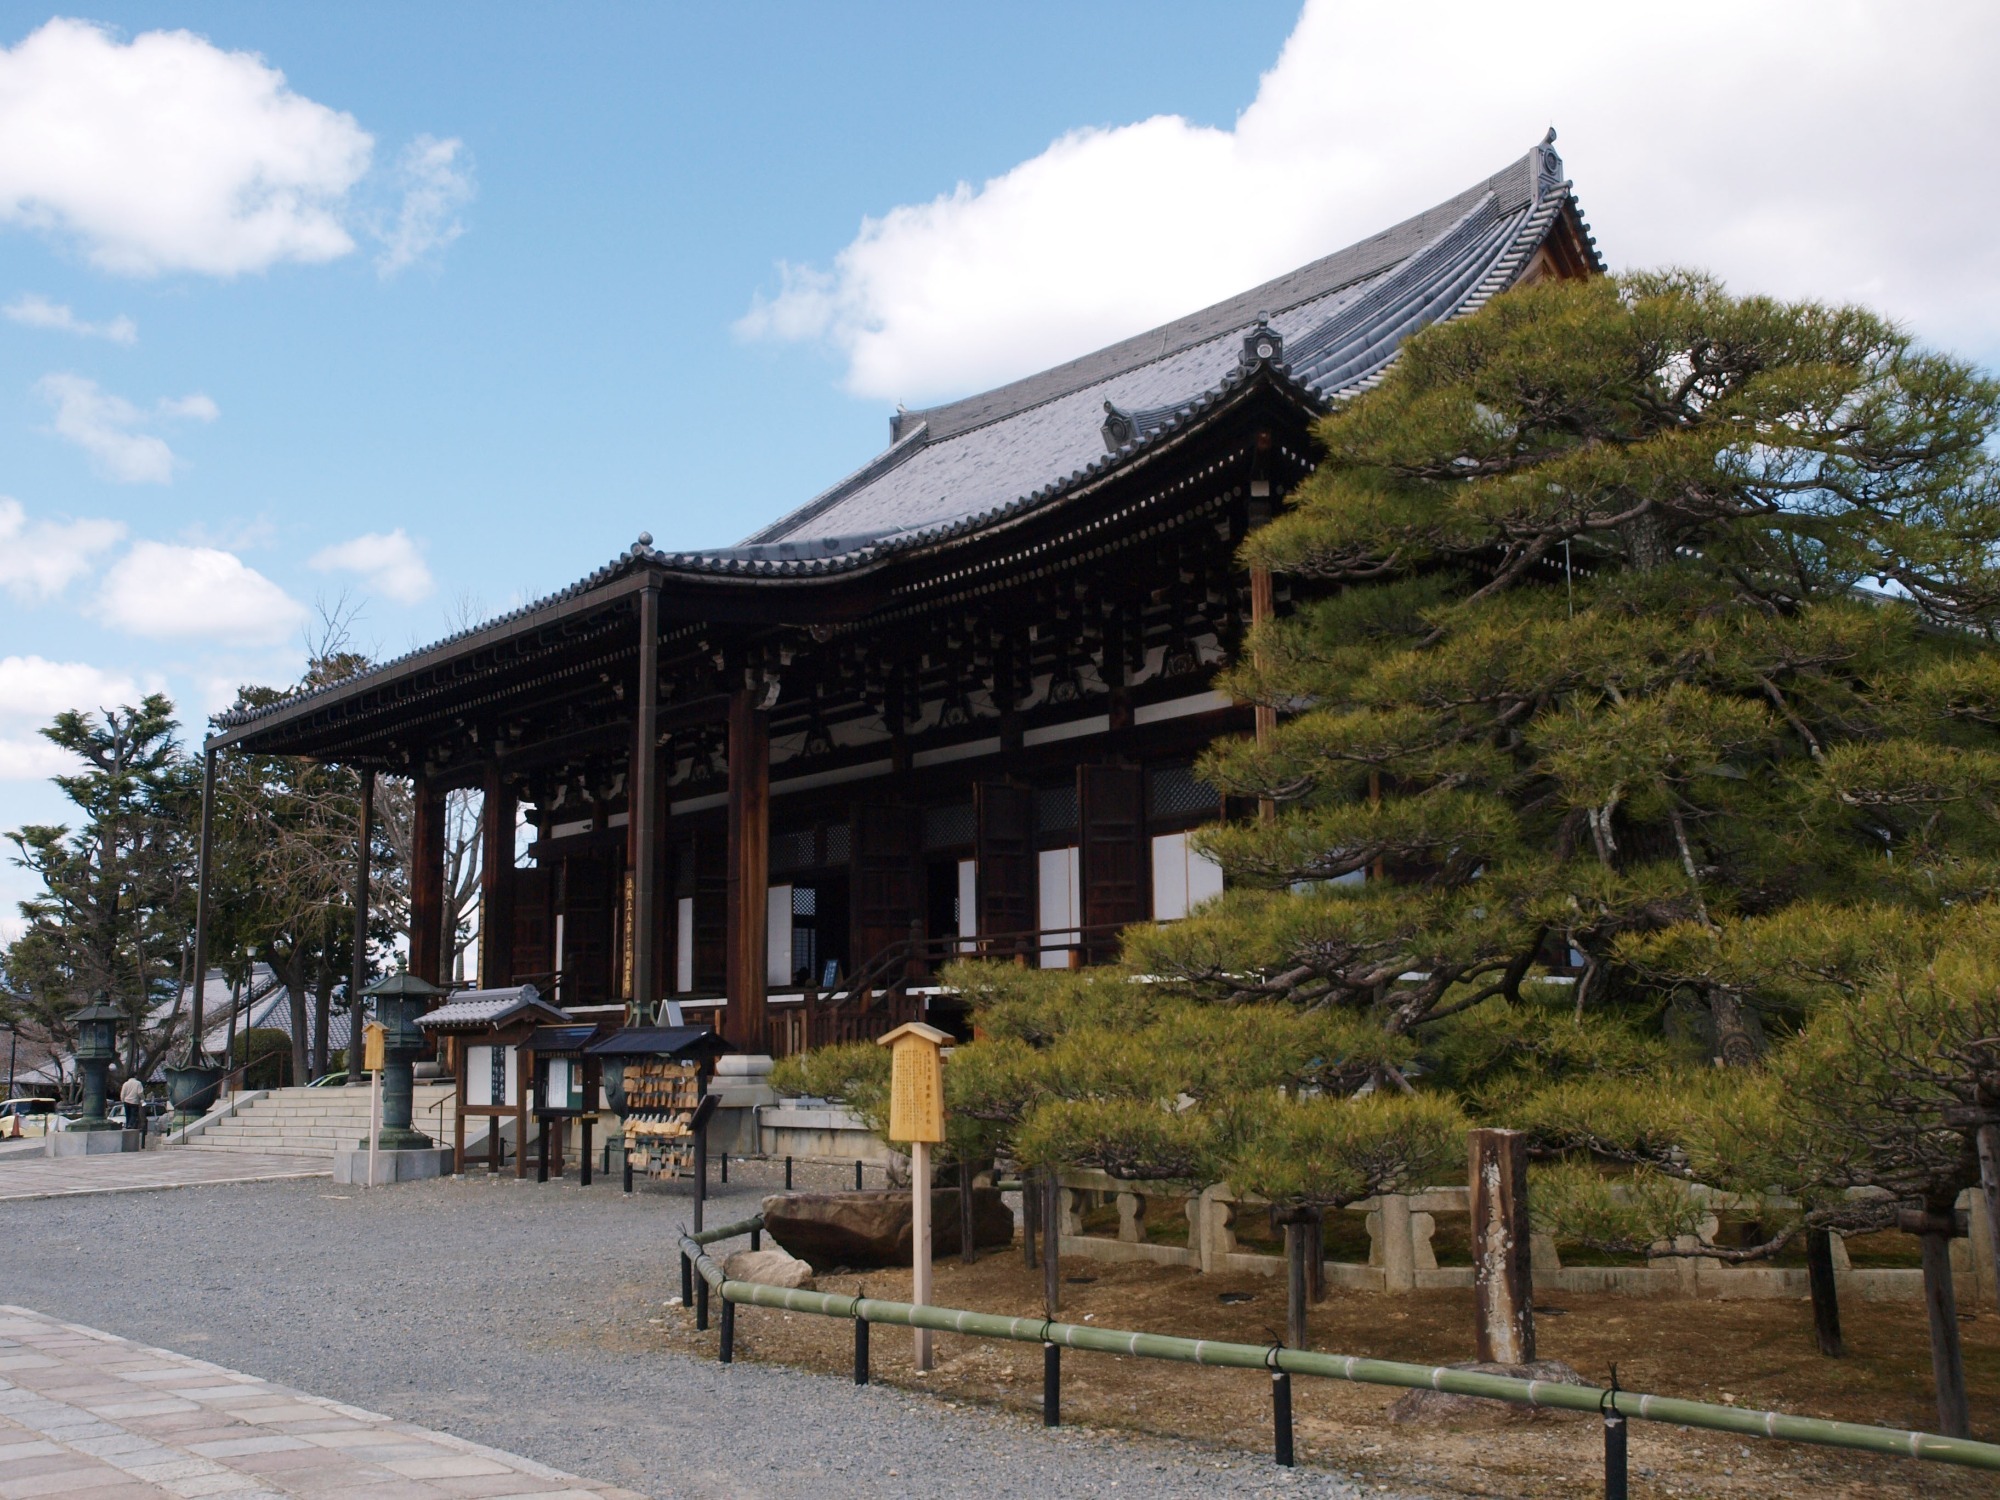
[0,1308,645,1500]
[0,1153,327,1203]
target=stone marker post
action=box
[1469,1127,1535,1365]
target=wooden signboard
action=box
[879,1020,950,1374]
[883,1021,948,1144]
[361,1020,386,1073]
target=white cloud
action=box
[0,18,374,277]
[309,528,434,603]
[740,0,2000,402]
[4,292,136,343]
[0,655,148,783]
[0,498,126,601]
[37,373,218,483]
[94,541,307,644]
[374,135,474,276]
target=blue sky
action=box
[2,1,1996,932]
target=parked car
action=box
[1,1097,58,1135]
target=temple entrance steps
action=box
[176,1084,458,1156]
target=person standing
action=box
[119,1073,146,1144]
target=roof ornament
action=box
[1101,400,1138,453]
[1536,126,1565,200]
[632,532,653,556]
[1239,313,1284,372]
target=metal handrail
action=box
[679,1218,2000,1474]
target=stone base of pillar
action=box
[47,1128,145,1157]
[333,1146,453,1185]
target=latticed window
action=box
[1149,763,1219,822]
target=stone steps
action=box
[179,1085,458,1157]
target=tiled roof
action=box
[417,986,564,1030]
[211,135,1596,738]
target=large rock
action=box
[762,1188,1015,1269]
[1386,1360,1587,1425]
[722,1247,817,1290]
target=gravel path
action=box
[3,1169,1427,1500]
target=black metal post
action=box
[1604,1410,1628,1500]
[580,1120,593,1187]
[750,1227,761,1251]
[1042,1341,1060,1427]
[718,1296,734,1363]
[720,1152,728,1184]
[855,1159,863,1191]
[1272,1372,1295,1468]
[694,1119,708,1235]
[853,1316,870,1384]
[785,1155,793,1190]
[1042,1168,1060,1319]
[681,1253,693,1308]
[189,748,216,1060]
[695,1274,709,1331]
[624,1152,634,1193]
[537,1118,550,1183]
[347,769,372,1085]
[1023,1166,1038,1270]
[960,1156,977,1266]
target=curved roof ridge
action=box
[891,142,1547,446]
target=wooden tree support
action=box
[1805,1228,1845,1358]
[1469,1128,1536,1365]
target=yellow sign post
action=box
[879,1021,950,1372]
[362,1021,386,1188]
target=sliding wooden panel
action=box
[1079,764,1147,961]
[974,782,1035,952]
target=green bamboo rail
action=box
[679,1217,2000,1472]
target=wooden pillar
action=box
[725,686,770,1052]
[409,778,448,986]
[629,583,662,1019]
[347,770,373,1083]
[479,764,516,989]
[188,747,217,1059]
[1469,1128,1535,1365]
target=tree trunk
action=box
[1918,1226,1971,1438]
[1805,1228,1845,1357]
[279,948,310,1087]
[1707,991,1758,1068]
[311,947,332,1081]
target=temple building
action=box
[200,135,1600,1060]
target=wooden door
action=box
[558,849,619,1004]
[975,782,1035,953]
[510,866,552,985]
[690,828,728,994]
[850,803,923,977]
[1079,764,1147,960]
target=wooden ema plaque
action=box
[880,1021,948,1144]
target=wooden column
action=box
[347,769,373,1083]
[724,686,770,1052]
[480,763,516,989]
[409,778,448,986]
[187,747,217,1059]
[1469,1128,1535,1365]
[628,584,662,1019]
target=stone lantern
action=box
[68,1001,122,1132]
[361,970,445,1152]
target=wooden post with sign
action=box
[879,1021,948,1373]
[362,1021,386,1189]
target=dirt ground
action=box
[628,1244,2000,1499]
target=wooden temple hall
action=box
[200,137,1599,1061]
